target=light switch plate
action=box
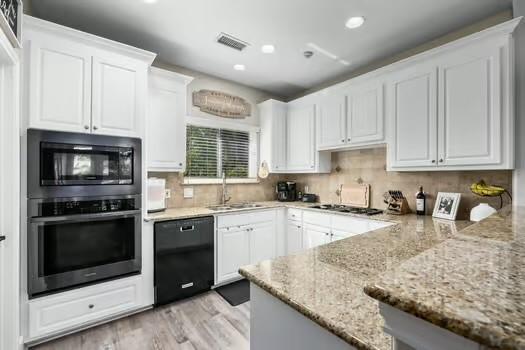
[183,187,194,199]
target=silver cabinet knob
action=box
[179,163,183,166]
[439,159,444,163]
[432,160,436,163]
[297,225,301,228]
[93,126,98,130]
[88,304,94,309]
[84,125,89,130]
[347,138,351,142]
[341,139,345,143]
[0,235,5,242]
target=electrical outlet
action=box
[165,189,171,199]
[183,187,194,199]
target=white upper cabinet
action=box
[287,104,316,171]
[317,92,346,149]
[346,80,385,145]
[438,43,502,167]
[27,38,92,133]
[91,56,147,137]
[148,68,193,172]
[388,63,438,168]
[23,16,156,137]
[259,100,287,172]
[316,79,385,151]
[387,18,518,171]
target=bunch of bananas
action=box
[470,180,506,197]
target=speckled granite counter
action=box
[144,201,395,222]
[239,214,473,350]
[364,206,525,350]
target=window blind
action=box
[185,125,250,178]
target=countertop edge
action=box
[239,268,379,350]
[363,282,520,349]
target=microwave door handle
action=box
[30,209,142,223]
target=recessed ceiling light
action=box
[233,64,246,71]
[143,0,157,3]
[261,45,275,54]
[345,16,365,29]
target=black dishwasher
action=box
[154,216,214,306]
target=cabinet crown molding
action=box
[23,15,157,64]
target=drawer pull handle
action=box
[180,225,195,232]
[182,282,194,289]
[88,304,94,309]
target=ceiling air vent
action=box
[216,32,249,51]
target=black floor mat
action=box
[215,279,250,306]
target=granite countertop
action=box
[239,214,473,350]
[144,201,395,222]
[364,206,525,350]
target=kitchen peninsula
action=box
[240,207,525,350]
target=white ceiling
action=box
[31,0,512,98]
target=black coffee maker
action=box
[277,181,297,202]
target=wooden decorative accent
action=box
[0,0,22,48]
[192,89,251,119]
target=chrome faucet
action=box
[221,172,231,205]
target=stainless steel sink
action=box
[207,203,263,211]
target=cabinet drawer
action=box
[287,208,303,221]
[302,210,331,227]
[217,209,276,228]
[331,215,371,234]
[28,277,142,339]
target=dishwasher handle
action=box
[180,225,195,232]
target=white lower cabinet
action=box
[217,226,250,283]
[289,208,394,252]
[303,224,330,249]
[216,210,279,284]
[28,276,145,340]
[286,220,303,254]
[249,221,277,265]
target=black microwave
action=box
[27,129,142,199]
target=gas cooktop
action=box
[309,204,383,216]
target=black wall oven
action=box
[27,129,143,298]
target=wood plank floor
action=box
[31,291,250,350]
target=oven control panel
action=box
[39,198,138,216]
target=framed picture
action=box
[432,192,461,221]
[0,0,22,48]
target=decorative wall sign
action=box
[0,0,22,48]
[192,89,251,119]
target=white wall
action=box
[513,1,525,206]
[153,61,281,128]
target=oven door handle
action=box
[30,210,142,223]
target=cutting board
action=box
[341,184,370,208]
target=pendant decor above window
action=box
[192,89,251,119]
[0,0,22,48]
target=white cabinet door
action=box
[91,56,145,137]
[28,39,92,133]
[286,221,303,254]
[389,64,438,168]
[347,81,384,145]
[217,227,249,283]
[317,94,346,149]
[438,45,502,166]
[287,104,315,171]
[148,75,187,171]
[303,224,330,249]
[259,100,287,172]
[249,222,276,265]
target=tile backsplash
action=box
[148,172,282,208]
[283,148,513,220]
[151,148,512,220]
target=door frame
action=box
[0,27,21,350]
